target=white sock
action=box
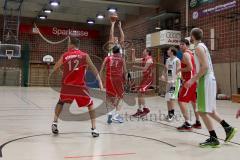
[113,113,119,119]
[108,108,116,115]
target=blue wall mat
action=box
[86,71,99,88]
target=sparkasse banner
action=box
[19,24,99,39]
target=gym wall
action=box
[0,16,107,86]
[0,0,239,95]
[188,0,240,95]
[123,0,240,96]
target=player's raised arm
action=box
[131,48,143,63]
[118,21,125,47]
[133,58,153,71]
[109,21,116,43]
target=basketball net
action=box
[7,54,12,60]
[46,62,51,76]
[6,50,13,60]
[34,23,70,45]
[34,23,69,77]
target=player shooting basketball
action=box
[108,13,125,56]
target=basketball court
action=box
[0,87,239,160]
[0,0,240,160]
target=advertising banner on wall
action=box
[160,30,181,46]
[19,24,99,39]
[192,0,237,20]
[146,30,181,48]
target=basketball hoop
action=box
[0,44,21,59]
[43,55,54,64]
[6,50,14,60]
[43,55,54,75]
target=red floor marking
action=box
[64,152,136,159]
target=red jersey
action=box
[105,54,124,78]
[181,50,196,81]
[105,54,125,98]
[138,55,153,93]
[60,49,93,107]
[142,55,153,79]
[179,50,197,103]
[62,49,88,86]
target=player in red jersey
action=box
[51,37,103,137]
[131,48,153,117]
[100,45,127,124]
[177,39,201,131]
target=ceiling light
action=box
[38,15,47,20]
[87,19,95,24]
[96,14,104,19]
[43,9,53,14]
[108,8,117,13]
[50,0,60,6]
[155,26,161,30]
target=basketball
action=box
[109,13,118,22]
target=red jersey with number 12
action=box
[62,49,88,86]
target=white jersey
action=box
[194,43,214,76]
[166,57,180,81]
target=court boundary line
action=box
[149,120,240,146]
[0,132,176,158]
[64,152,137,159]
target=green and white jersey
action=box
[194,42,217,113]
[194,42,214,76]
